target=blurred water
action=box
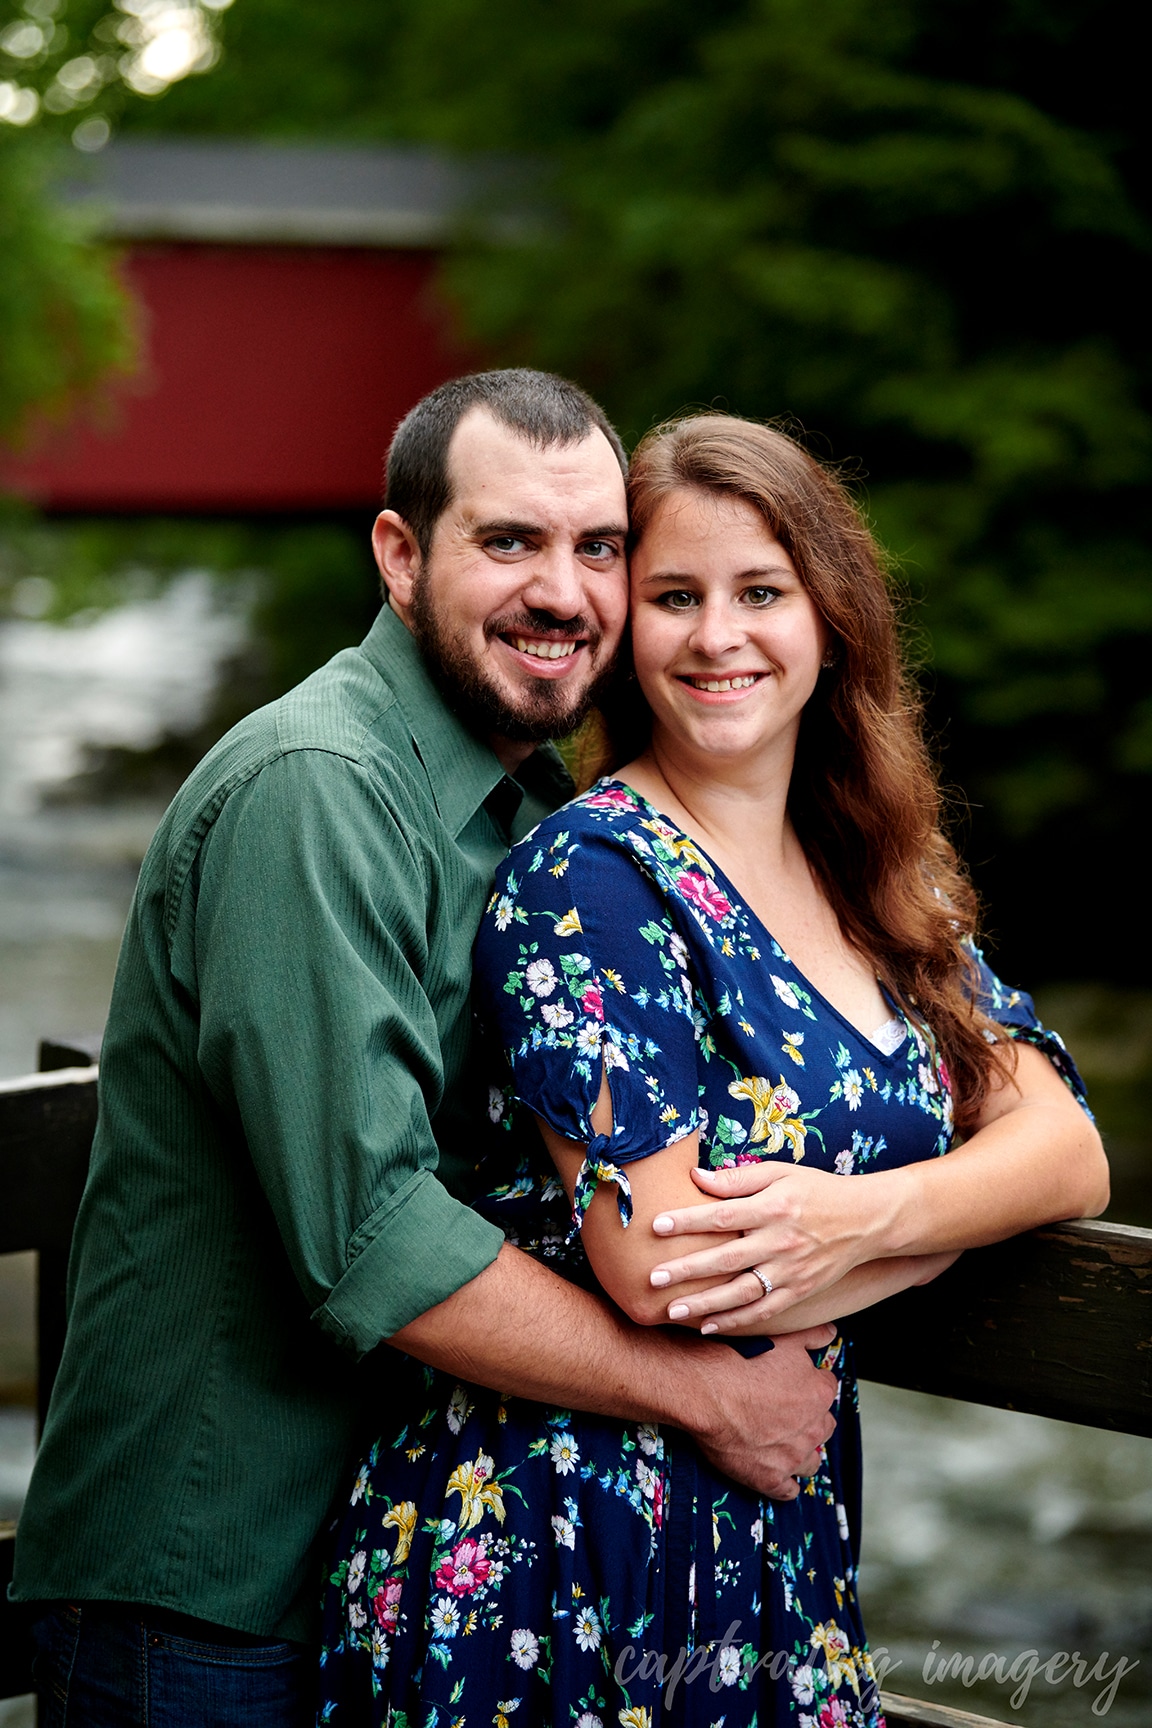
[0,589,1150,1726]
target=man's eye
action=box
[487,536,527,554]
[580,540,618,560]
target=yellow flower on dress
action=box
[782,1030,805,1067]
[727,1075,807,1159]
[619,1710,653,1728]
[553,908,582,936]
[446,1452,506,1530]
[809,1620,858,1691]
[494,1701,521,1728]
[381,1500,417,1565]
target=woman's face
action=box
[629,487,828,772]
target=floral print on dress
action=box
[319,780,1088,1727]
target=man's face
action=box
[378,408,629,755]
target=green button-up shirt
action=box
[13,604,571,1639]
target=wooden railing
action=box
[2,1039,1149,1725]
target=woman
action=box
[320,416,1107,1727]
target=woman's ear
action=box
[372,510,423,616]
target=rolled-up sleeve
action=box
[192,747,504,1353]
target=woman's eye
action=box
[656,589,699,610]
[744,586,779,606]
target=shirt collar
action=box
[358,603,572,839]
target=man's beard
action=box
[409,577,614,745]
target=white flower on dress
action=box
[510,1628,539,1669]
[447,1386,474,1435]
[792,1664,816,1704]
[370,1627,389,1669]
[348,1599,367,1630]
[637,1423,660,1455]
[834,1148,854,1175]
[770,974,801,1010]
[346,1549,367,1593]
[634,1458,658,1500]
[750,1516,763,1546]
[575,1714,603,1728]
[575,1023,602,1055]
[574,1606,601,1652]
[550,1434,580,1474]
[669,932,689,970]
[603,1040,630,1071]
[494,895,516,931]
[430,1597,461,1639]
[551,1514,576,1550]
[541,1001,574,1029]
[918,1061,939,1095]
[842,1070,864,1110]
[350,1464,369,1504]
[715,1645,742,1687]
[525,958,557,996]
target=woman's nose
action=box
[687,597,744,659]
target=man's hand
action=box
[688,1324,839,1500]
[393,1244,837,1501]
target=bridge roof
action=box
[58,138,496,247]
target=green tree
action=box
[141,0,1150,982]
[13,0,1151,980]
[1,0,230,441]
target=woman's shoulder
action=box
[488,780,661,918]
[505,779,649,864]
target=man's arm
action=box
[392,1241,839,1502]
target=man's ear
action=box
[372,511,422,616]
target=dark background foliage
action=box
[4,0,1149,984]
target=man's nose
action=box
[519,551,588,621]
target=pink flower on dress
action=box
[818,1701,850,1727]
[584,787,638,811]
[372,1577,403,1630]
[581,983,604,1017]
[434,1537,491,1598]
[676,871,733,922]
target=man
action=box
[14,370,837,1724]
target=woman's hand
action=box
[649,1042,1110,1326]
[649,1161,899,1327]
[704,1248,962,1337]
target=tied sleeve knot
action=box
[568,1132,634,1243]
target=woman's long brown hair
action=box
[610,413,1011,1127]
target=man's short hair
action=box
[384,369,628,558]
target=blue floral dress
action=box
[319,780,1086,1728]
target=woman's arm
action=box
[639,1040,1109,1333]
[537,1075,959,1330]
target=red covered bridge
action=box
[4,140,479,513]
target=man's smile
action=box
[512,636,581,660]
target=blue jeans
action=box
[30,1603,315,1727]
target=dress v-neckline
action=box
[607,778,910,1066]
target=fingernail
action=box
[649,1269,670,1287]
[668,1303,690,1320]
[653,1215,674,1234]
[701,1322,718,1335]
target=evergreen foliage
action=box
[4,0,1148,976]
